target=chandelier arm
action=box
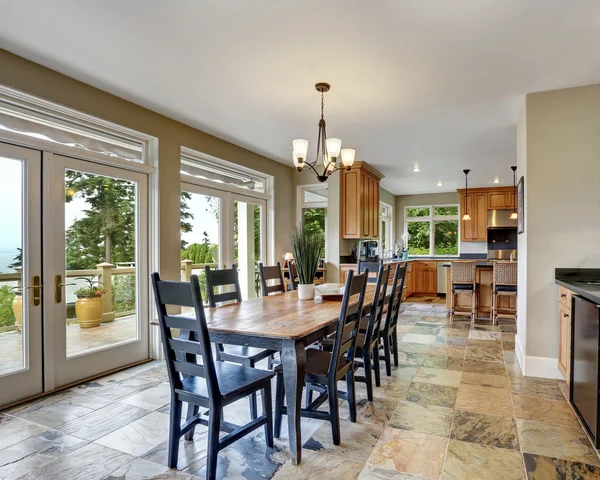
[302,160,322,177]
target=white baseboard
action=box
[514,337,563,379]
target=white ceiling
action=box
[1,1,600,194]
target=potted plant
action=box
[11,288,22,332]
[74,278,106,328]
[290,226,324,300]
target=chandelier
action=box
[292,82,356,182]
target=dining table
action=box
[201,282,380,465]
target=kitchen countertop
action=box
[555,268,600,304]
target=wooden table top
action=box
[203,283,378,340]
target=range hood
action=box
[488,210,517,228]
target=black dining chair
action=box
[274,269,368,445]
[358,260,380,283]
[380,264,407,376]
[320,264,390,401]
[258,262,286,297]
[205,265,278,419]
[287,262,298,291]
[151,273,275,480]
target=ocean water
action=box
[0,251,18,273]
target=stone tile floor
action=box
[1,298,599,479]
[0,315,136,376]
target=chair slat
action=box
[156,280,194,307]
[173,360,205,377]
[169,337,203,355]
[213,291,240,304]
[164,314,197,331]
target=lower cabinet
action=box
[558,287,573,385]
[413,261,437,294]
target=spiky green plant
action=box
[290,226,324,285]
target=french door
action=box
[0,143,43,405]
[181,182,267,301]
[0,144,150,406]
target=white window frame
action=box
[296,184,328,256]
[380,201,394,256]
[404,204,460,257]
[180,146,274,265]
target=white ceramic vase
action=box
[297,283,316,300]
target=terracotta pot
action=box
[75,295,103,328]
[297,283,315,300]
[12,294,22,331]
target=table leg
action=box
[282,339,306,465]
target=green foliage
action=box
[291,226,323,285]
[302,208,326,255]
[0,285,16,327]
[74,277,105,298]
[406,207,430,217]
[434,206,458,216]
[7,248,22,270]
[434,220,459,255]
[407,222,430,254]
[181,232,217,264]
[180,191,194,250]
[112,274,136,313]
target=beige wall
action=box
[517,84,600,376]
[516,100,528,362]
[0,50,296,281]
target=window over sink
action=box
[405,205,459,256]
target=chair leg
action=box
[306,383,313,408]
[392,330,399,367]
[383,336,392,377]
[168,399,183,468]
[274,372,284,439]
[206,406,221,480]
[346,370,357,423]
[372,345,381,388]
[184,403,199,441]
[363,349,373,402]
[327,384,341,445]
[262,384,274,448]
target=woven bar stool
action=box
[450,261,477,323]
[492,261,518,325]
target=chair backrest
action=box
[151,272,220,400]
[493,261,517,286]
[382,264,408,335]
[328,269,368,382]
[258,262,286,296]
[205,265,242,307]
[360,264,390,349]
[358,260,380,283]
[451,261,476,284]
[287,262,298,291]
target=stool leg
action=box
[450,288,455,323]
[471,290,476,324]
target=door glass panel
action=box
[64,169,139,357]
[180,190,220,303]
[0,156,24,375]
[234,200,262,300]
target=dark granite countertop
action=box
[441,262,497,268]
[555,268,600,304]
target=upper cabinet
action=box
[341,162,384,239]
[458,186,517,242]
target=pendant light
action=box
[509,166,518,220]
[462,169,471,221]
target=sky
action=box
[181,192,219,248]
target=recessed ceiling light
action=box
[411,167,421,172]
[491,179,502,184]
[436,181,443,187]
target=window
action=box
[405,205,459,256]
[297,185,327,256]
[380,202,393,255]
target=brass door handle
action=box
[54,275,74,304]
[24,276,42,306]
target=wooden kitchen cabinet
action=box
[341,162,384,239]
[404,262,414,299]
[459,192,487,242]
[488,189,516,210]
[558,287,573,384]
[413,261,437,294]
